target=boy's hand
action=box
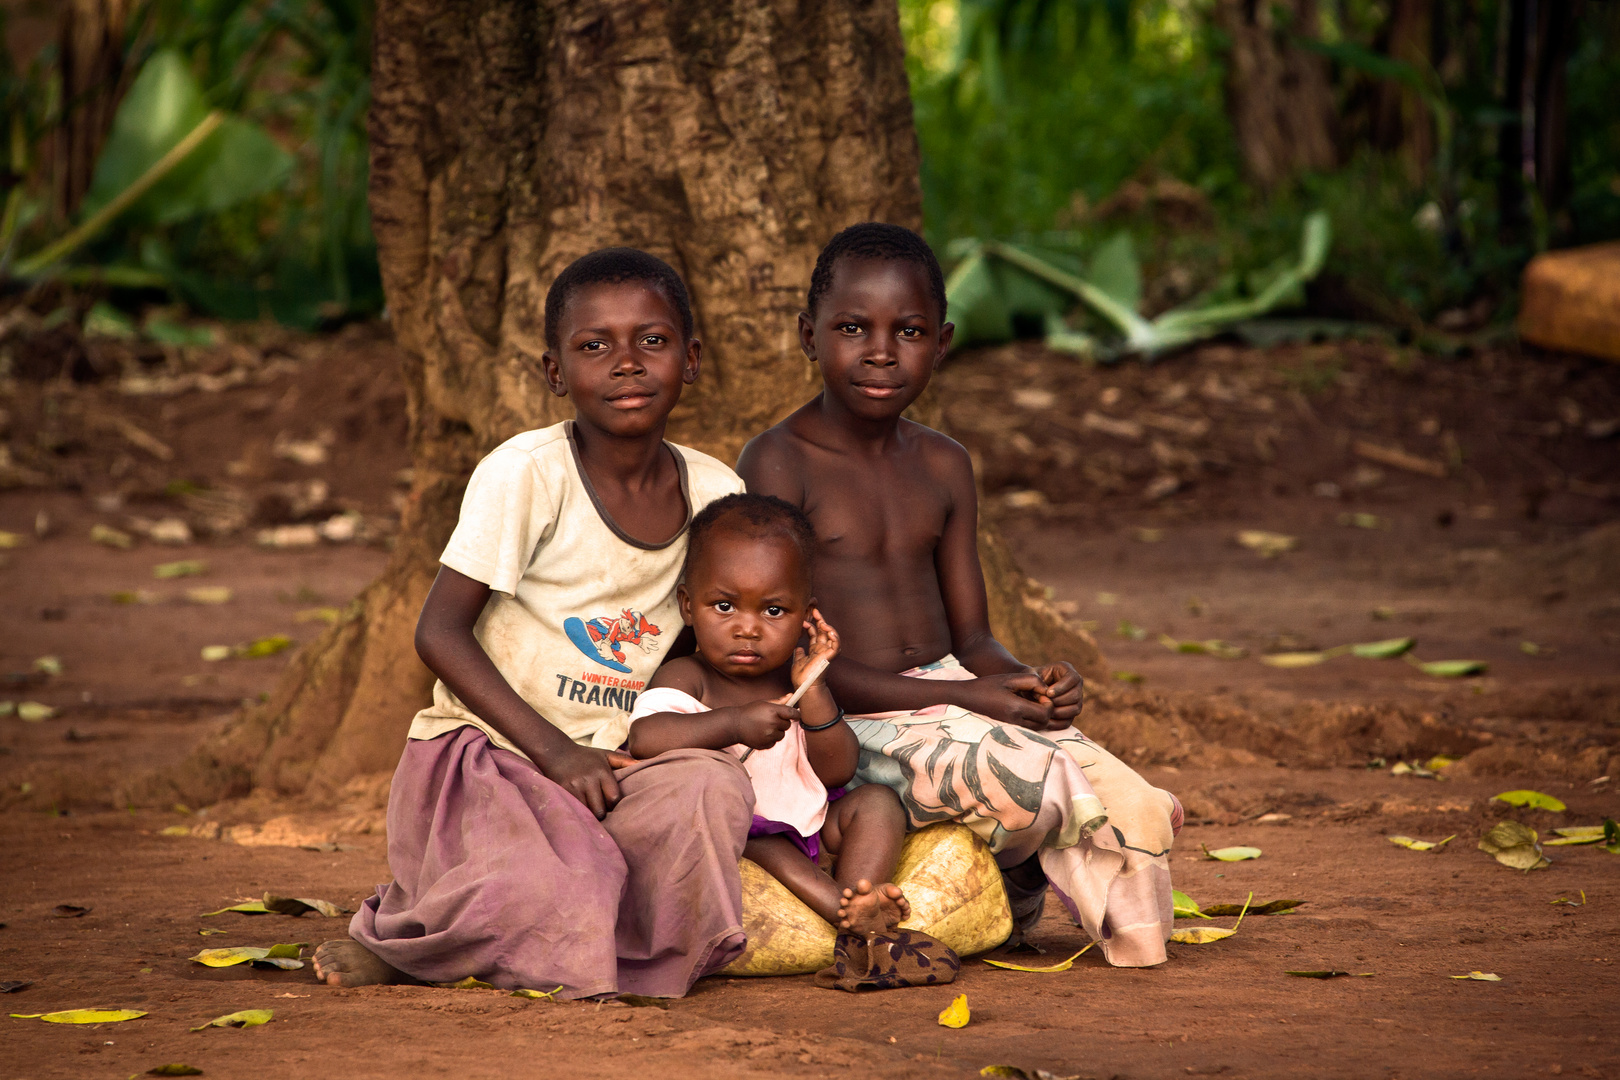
[957,672,1068,731]
[539,743,623,819]
[791,607,841,687]
[1029,661,1084,722]
[730,699,798,750]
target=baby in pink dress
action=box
[627,493,910,937]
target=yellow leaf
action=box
[1237,530,1297,557]
[11,1009,147,1023]
[1387,834,1455,851]
[190,947,269,967]
[1260,652,1328,668]
[153,560,207,579]
[1170,892,1252,944]
[185,587,233,605]
[937,994,970,1028]
[199,902,271,916]
[190,1008,272,1031]
[437,976,495,990]
[1449,971,1501,981]
[511,986,563,1000]
[1202,844,1261,861]
[17,702,55,722]
[983,944,1093,972]
[159,825,191,837]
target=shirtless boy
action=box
[739,223,1180,967]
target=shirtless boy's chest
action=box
[801,453,947,560]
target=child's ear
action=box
[797,311,817,363]
[682,337,702,385]
[676,582,692,624]
[540,350,569,398]
[933,321,955,370]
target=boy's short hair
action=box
[806,222,947,323]
[685,493,816,584]
[544,247,695,352]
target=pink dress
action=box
[630,687,833,859]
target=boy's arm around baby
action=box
[415,565,632,818]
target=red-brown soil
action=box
[1,324,1618,1078]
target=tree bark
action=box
[143,0,1104,808]
[1367,0,1434,183]
[1214,0,1339,189]
[54,0,132,218]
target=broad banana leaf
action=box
[944,212,1332,360]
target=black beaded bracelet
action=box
[800,707,845,732]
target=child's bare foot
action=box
[835,880,910,938]
[312,938,406,987]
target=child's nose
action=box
[610,344,646,375]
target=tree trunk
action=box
[1214,0,1339,189]
[54,0,131,218]
[1368,0,1434,183]
[141,0,1104,808]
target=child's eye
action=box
[765,605,785,617]
[580,339,608,351]
[899,327,923,338]
[836,322,862,335]
[640,334,666,347]
[714,601,733,614]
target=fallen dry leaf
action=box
[262,894,351,918]
[142,1065,204,1076]
[11,1009,147,1023]
[190,1009,272,1031]
[1388,834,1456,851]
[0,981,33,993]
[1449,971,1501,981]
[152,560,207,579]
[511,986,563,1000]
[1237,530,1297,557]
[1202,844,1261,861]
[1478,820,1550,871]
[938,993,971,1028]
[51,904,90,918]
[983,944,1093,972]
[18,702,56,722]
[436,976,495,990]
[1284,970,1374,979]
[1170,893,1253,944]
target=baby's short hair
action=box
[807,222,947,323]
[544,247,695,352]
[685,493,816,583]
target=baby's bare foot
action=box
[312,938,404,987]
[836,880,909,937]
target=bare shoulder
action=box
[737,411,814,503]
[903,420,975,484]
[647,655,709,699]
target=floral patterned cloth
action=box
[846,656,1178,967]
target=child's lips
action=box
[853,381,902,399]
[727,651,763,665]
[607,386,657,408]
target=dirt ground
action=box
[1,320,1618,1078]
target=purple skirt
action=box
[747,786,845,862]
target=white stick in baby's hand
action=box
[784,655,830,709]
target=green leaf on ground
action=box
[198,928,228,936]
[17,702,56,722]
[11,1009,147,1023]
[1158,635,1246,659]
[1172,889,1210,919]
[1350,637,1415,659]
[199,902,271,917]
[237,635,293,659]
[983,944,1093,972]
[1202,844,1262,861]
[1112,670,1143,684]
[1284,970,1375,978]
[1412,658,1487,678]
[1171,893,1252,944]
[1550,891,1587,907]
[153,560,207,579]
[1449,971,1501,981]
[1478,820,1550,871]
[190,1009,272,1031]
[1202,899,1304,917]
[1492,790,1566,812]
[1388,834,1456,851]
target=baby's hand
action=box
[791,607,840,688]
[730,699,797,750]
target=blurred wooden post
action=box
[55,0,131,218]
[1213,0,1339,189]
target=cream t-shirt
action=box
[407,421,744,757]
